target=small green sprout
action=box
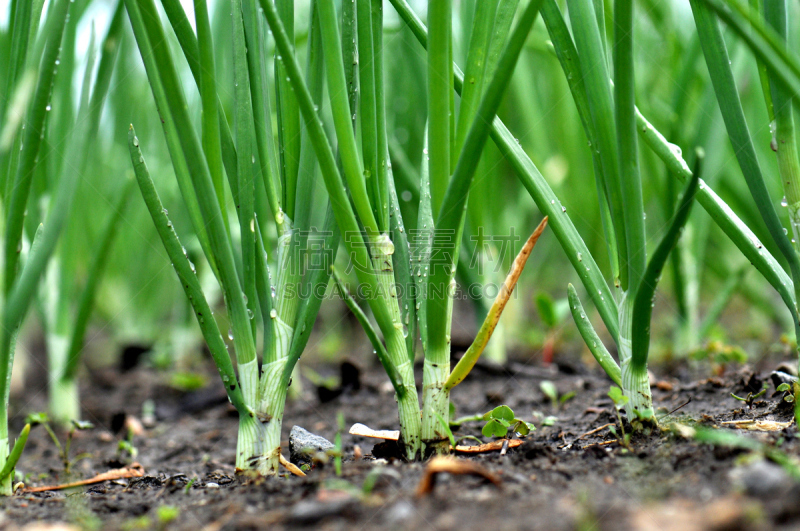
[776,382,796,403]
[167,372,208,392]
[184,478,196,494]
[690,341,748,376]
[334,412,345,477]
[117,428,138,461]
[481,405,534,439]
[534,292,569,364]
[731,382,769,408]
[540,381,577,410]
[122,516,151,531]
[24,413,94,474]
[776,382,800,427]
[156,505,179,530]
[608,386,631,450]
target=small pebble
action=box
[205,482,220,489]
[386,500,414,523]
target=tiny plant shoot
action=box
[481,406,534,439]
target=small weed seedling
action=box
[689,341,748,376]
[540,381,577,410]
[776,382,798,403]
[25,413,93,475]
[334,413,345,477]
[117,428,138,462]
[608,387,632,450]
[481,406,534,439]
[534,292,569,364]
[776,382,800,426]
[156,505,180,531]
[731,382,769,409]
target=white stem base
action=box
[420,358,450,457]
[620,357,654,421]
[0,437,11,496]
[236,414,266,471]
[258,358,289,476]
[49,378,80,427]
[395,358,422,460]
[617,292,655,422]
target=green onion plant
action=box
[0,0,108,495]
[126,0,338,475]
[34,2,130,427]
[388,0,800,426]
[257,0,544,458]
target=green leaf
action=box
[435,412,455,447]
[426,0,544,365]
[565,0,627,289]
[540,381,558,402]
[560,391,577,404]
[482,419,508,438]
[542,416,557,426]
[168,372,209,392]
[4,0,71,294]
[608,386,628,406]
[0,424,30,482]
[566,284,622,386]
[777,383,791,392]
[128,0,258,378]
[691,0,800,334]
[24,412,49,426]
[280,207,340,388]
[71,420,95,431]
[387,0,620,341]
[62,178,135,382]
[631,167,700,373]
[128,126,248,415]
[490,405,515,422]
[535,292,557,329]
[330,267,405,399]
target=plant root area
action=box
[3,354,799,530]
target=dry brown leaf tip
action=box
[452,439,523,453]
[415,457,501,496]
[23,463,145,493]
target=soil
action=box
[3,347,800,531]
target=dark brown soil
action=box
[3,351,800,530]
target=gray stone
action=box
[385,500,414,523]
[289,425,335,466]
[287,496,355,525]
[730,460,793,498]
[770,370,798,389]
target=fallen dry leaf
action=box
[416,457,501,496]
[629,495,758,531]
[655,381,674,391]
[279,454,306,477]
[451,439,523,453]
[720,419,794,431]
[348,423,400,440]
[23,463,144,493]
